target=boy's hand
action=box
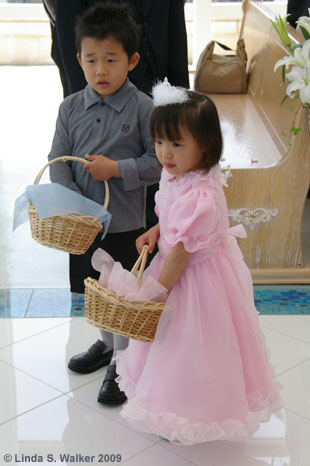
[136,224,160,254]
[83,154,121,181]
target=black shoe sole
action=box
[68,351,113,374]
[97,395,127,405]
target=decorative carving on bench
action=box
[228,208,279,230]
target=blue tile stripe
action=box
[0,289,85,318]
[0,286,310,318]
[254,285,310,315]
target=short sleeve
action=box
[164,188,220,253]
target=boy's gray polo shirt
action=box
[48,79,160,233]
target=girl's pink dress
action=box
[116,165,282,445]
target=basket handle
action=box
[131,245,149,285]
[33,156,109,210]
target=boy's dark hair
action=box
[150,91,223,172]
[75,3,139,58]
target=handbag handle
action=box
[213,41,233,52]
[131,245,149,285]
[212,39,246,56]
[32,155,109,210]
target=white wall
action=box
[0,2,287,67]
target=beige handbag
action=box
[194,39,247,94]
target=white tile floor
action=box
[1,66,310,465]
[1,316,310,465]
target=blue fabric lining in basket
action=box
[13,183,111,238]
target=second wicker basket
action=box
[28,156,109,255]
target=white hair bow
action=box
[152,78,189,107]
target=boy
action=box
[48,3,160,404]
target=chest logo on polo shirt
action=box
[121,124,130,133]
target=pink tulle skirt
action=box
[115,238,283,445]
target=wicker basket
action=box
[84,246,165,342]
[28,156,109,255]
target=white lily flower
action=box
[272,10,310,125]
[300,82,310,104]
[274,55,295,71]
[296,10,310,38]
[293,39,310,66]
[274,39,310,72]
[296,16,310,33]
[286,64,310,105]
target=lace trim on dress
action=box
[156,165,227,209]
[163,165,227,188]
[117,378,283,445]
[115,331,283,445]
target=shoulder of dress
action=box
[183,166,227,190]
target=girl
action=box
[115,80,282,445]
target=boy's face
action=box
[77,36,139,99]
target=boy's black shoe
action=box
[97,364,127,405]
[68,340,113,374]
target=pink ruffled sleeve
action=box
[164,188,220,253]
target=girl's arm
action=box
[158,242,192,292]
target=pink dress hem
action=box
[116,351,283,445]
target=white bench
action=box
[210,0,310,284]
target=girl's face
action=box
[154,126,205,177]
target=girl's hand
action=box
[83,154,121,180]
[136,224,160,254]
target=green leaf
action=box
[299,26,310,40]
[280,94,289,106]
[280,129,287,137]
[271,15,292,48]
[291,126,302,135]
[281,65,286,84]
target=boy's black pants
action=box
[69,228,145,293]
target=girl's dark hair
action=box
[150,91,223,172]
[75,3,139,58]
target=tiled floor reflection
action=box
[26,290,85,317]
[0,316,309,466]
[1,286,310,318]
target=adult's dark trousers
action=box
[287,0,310,26]
[69,228,145,293]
